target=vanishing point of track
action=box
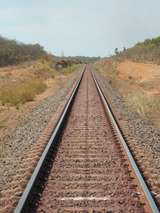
[14,65,159,213]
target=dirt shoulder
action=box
[95,59,160,128]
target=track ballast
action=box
[14,65,159,213]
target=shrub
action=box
[62,64,79,74]
[115,36,160,64]
[33,59,55,79]
[0,121,6,128]
[95,60,118,81]
[127,93,160,118]
[0,79,46,106]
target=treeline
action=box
[114,36,160,64]
[61,56,101,63]
[0,36,47,67]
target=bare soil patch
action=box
[95,59,160,127]
[117,60,160,95]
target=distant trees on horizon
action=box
[113,36,160,64]
[0,36,47,67]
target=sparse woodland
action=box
[0,36,47,66]
[114,36,160,64]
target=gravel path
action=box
[0,71,80,190]
[94,70,160,207]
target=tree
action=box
[0,36,47,66]
[114,48,119,55]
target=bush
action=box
[95,60,118,81]
[62,64,79,74]
[127,93,160,118]
[115,36,160,64]
[0,79,46,106]
[34,59,55,79]
[0,121,6,128]
[0,36,47,67]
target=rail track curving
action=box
[14,65,159,213]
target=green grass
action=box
[0,79,46,106]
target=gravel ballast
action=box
[0,71,80,190]
[94,71,160,207]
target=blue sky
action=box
[1,0,160,56]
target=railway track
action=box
[14,65,159,213]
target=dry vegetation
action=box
[115,36,160,64]
[0,36,46,66]
[0,59,52,107]
[0,59,80,146]
[62,64,80,74]
[0,79,46,107]
[0,121,6,129]
[95,59,160,127]
[0,59,79,107]
[95,59,118,82]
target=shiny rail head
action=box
[92,71,159,213]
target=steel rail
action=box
[92,71,159,213]
[14,66,86,213]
